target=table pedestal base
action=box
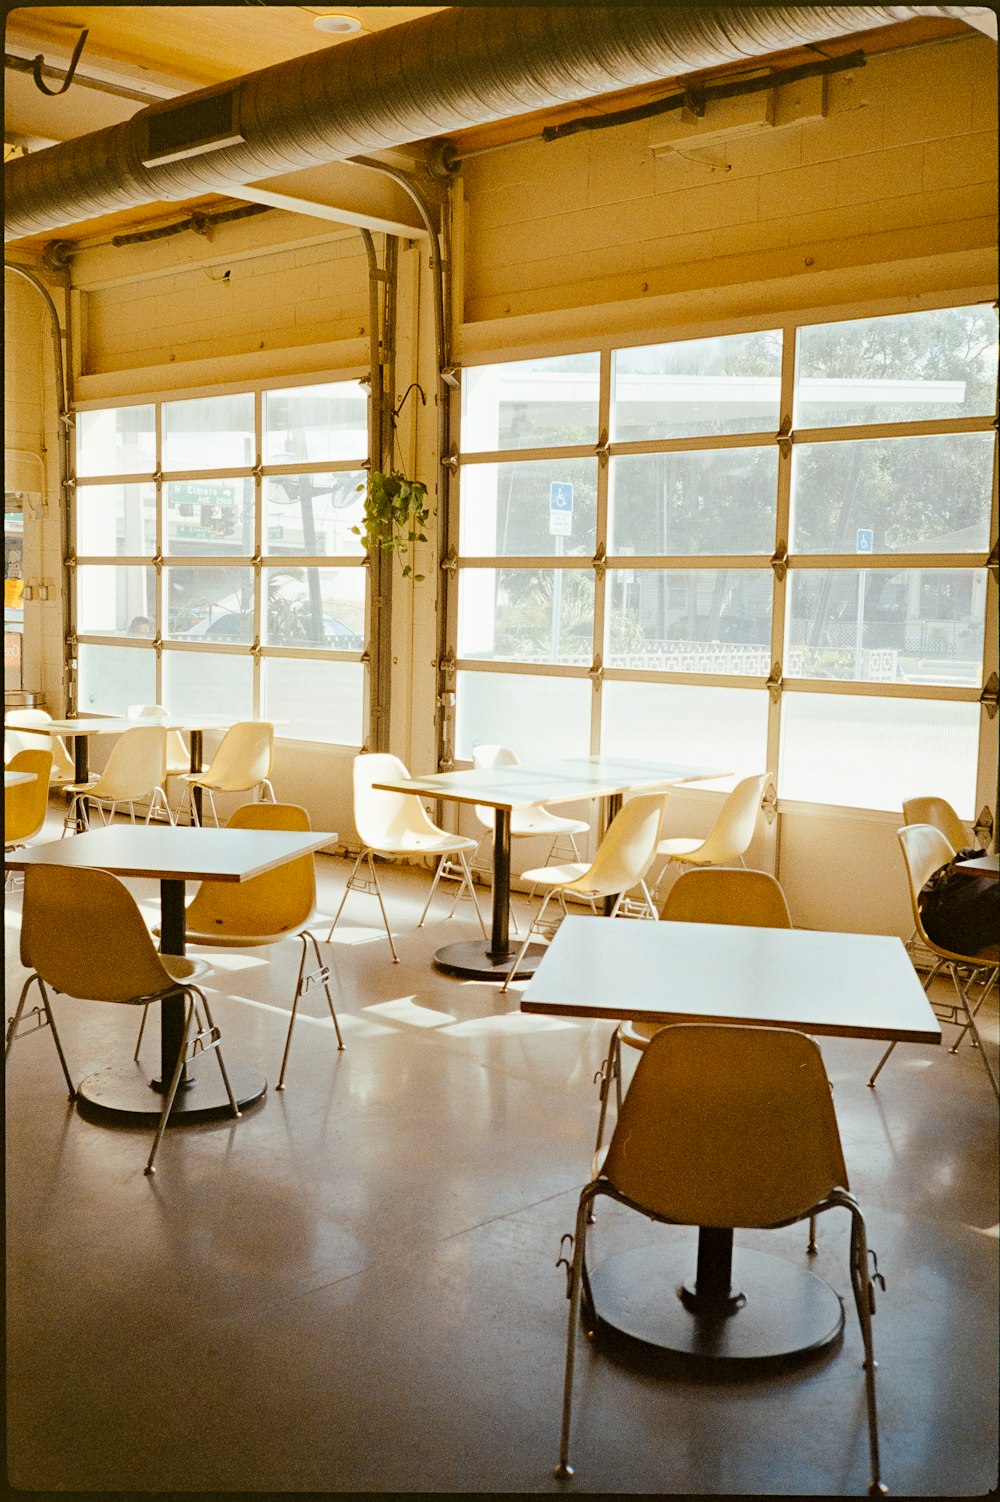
[587,1244,845,1363]
[75,1063,267,1122]
[433,939,548,981]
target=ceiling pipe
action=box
[3,5,986,243]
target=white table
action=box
[7,824,337,1121]
[522,916,941,1362]
[955,852,999,878]
[375,755,728,980]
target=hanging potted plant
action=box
[353,382,432,580]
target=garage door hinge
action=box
[980,671,998,720]
[776,413,792,459]
[589,655,603,689]
[973,805,994,847]
[770,540,788,581]
[595,429,610,466]
[438,647,456,677]
[592,543,606,579]
[766,662,783,702]
[440,546,457,573]
[987,539,998,583]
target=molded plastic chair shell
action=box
[867,824,998,1099]
[499,792,668,993]
[183,721,275,824]
[168,802,343,1090]
[902,795,967,852]
[471,743,589,842]
[5,748,54,848]
[63,724,172,832]
[327,753,485,963]
[556,1023,884,1491]
[127,703,191,776]
[653,772,771,887]
[9,864,239,1172]
[4,709,75,782]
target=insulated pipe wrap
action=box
[3,5,980,242]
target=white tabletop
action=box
[520,916,941,1044]
[955,853,999,878]
[4,824,338,883]
[375,754,730,811]
[4,769,37,787]
[14,714,240,737]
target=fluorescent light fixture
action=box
[313,14,362,35]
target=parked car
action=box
[174,610,362,649]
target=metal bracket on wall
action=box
[438,647,456,677]
[980,671,998,720]
[761,780,778,825]
[766,662,783,702]
[440,366,461,388]
[973,805,994,847]
[770,541,788,581]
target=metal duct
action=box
[3,5,985,243]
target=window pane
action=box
[455,670,591,760]
[263,382,367,463]
[264,472,366,556]
[76,406,156,478]
[607,569,771,673]
[77,643,156,715]
[165,479,255,555]
[262,657,363,744]
[461,354,600,452]
[162,392,255,470]
[165,566,254,641]
[602,681,768,778]
[794,305,999,427]
[458,568,594,665]
[790,433,994,554]
[263,566,364,649]
[610,448,777,556]
[779,694,979,815]
[77,565,156,636]
[76,483,156,556]
[162,649,253,720]
[459,459,598,557]
[612,331,782,441]
[786,568,984,687]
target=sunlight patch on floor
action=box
[444,1013,578,1036]
[363,997,456,1028]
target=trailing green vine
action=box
[352,470,431,580]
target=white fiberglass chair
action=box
[499,792,668,995]
[555,1024,885,1494]
[650,771,770,901]
[4,709,75,784]
[326,753,486,963]
[127,704,191,794]
[6,864,240,1175]
[62,724,172,834]
[136,803,343,1091]
[182,721,275,826]
[593,867,793,1154]
[867,824,998,1100]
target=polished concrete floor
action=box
[4,815,999,1496]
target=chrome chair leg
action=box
[5,975,76,1099]
[145,988,240,1175]
[326,850,399,962]
[277,929,345,1091]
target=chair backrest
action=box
[201,721,274,791]
[602,1023,849,1228]
[127,703,189,768]
[692,772,771,864]
[902,795,967,853]
[472,744,519,828]
[4,709,75,779]
[353,752,439,849]
[184,802,316,937]
[662,867,792,928]
[583,793,668,892]
[897,823,963,958]
[92,725,167,800]
[20,864,174,1002]
[4,748,54,844]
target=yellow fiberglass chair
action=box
[182,720,275,826]
[6,864,240,1174]
[62,723,172,834]
[138,802,343,1090]
[592,866,793,1155]
[5,748,54,849]
[499,792,668,995]
[867,825,998,1100]
[4,709,76,784]
[555,1023,885,1495]
[326,753,486,963]
[650,771,771,901]
[902,795,968,852]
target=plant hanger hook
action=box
[32,29,89,96]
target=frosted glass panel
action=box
[602,681,766,781]
[76,565,156,636]
[77,643,155,715]
[76,406,155,478]
[263,658,364,744]
[455,671,591,760]
[779,694,979,815]
[163,650,253,720]
[76,483,156,556]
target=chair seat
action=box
[656,835,709,860]
[509,808,589,838]
[371,831,478,857]
[63,778,100,795]
[520,860,590,887]
[161,954,213,983]
[618,1019,662,1049]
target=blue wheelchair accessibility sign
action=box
[856,528,874,553]
[549,481,573,536]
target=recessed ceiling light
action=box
[313,14,362,35]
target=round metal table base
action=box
[587,1244,845,1363]
[433,939,548,981]
[75,1062,267,1122]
